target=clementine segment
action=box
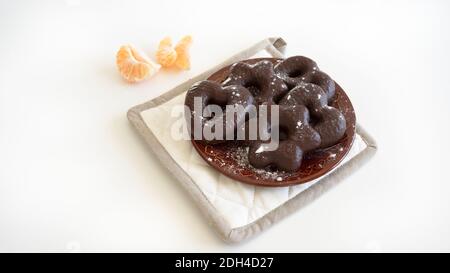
[156,37,178,67]
[174,35,192,70]
[116,45,160,82]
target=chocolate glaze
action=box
[185,56,348,172]
[274,56,335,100]
[223,60,288,104]
[278,82,346,148]
[184,80,254,144]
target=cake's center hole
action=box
[288,68,306,78]
[244,80,261,97]
[203,97,228,122]
[308,113,321,127]
[273,91,289,104]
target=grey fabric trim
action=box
[127,37,377,243]
[227,125,377,243]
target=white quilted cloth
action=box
[141,93,367,229]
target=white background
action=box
[1,0,450,252]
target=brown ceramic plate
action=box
[191,58,356,187]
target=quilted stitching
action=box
[141,92,367,229]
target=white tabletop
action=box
[1,0,450,252]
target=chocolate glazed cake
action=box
[184,56,356,186]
